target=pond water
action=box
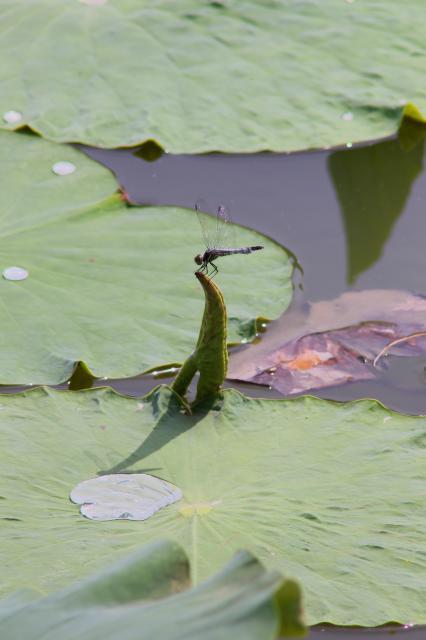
[2,133,425,638]
[78,126,426,415]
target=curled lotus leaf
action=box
[0,540,305,640]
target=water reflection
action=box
[82,128,426,302]
[329,131,424,284]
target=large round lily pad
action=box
[1,386,425,626]
[0,2,425,150]
[0,130,292,383]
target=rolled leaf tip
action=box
[172,272,228,407]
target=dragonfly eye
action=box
[194,254,203,265]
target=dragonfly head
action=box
[194,253,203,265]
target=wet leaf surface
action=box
[0,130,292,384]
[0,2,425,150]
[228,290,426,396]
[1,387,425,626]
[0,540,304,640]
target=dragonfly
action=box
[194,201,264,276]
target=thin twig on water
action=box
[372,331,426,368]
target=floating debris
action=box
[2,266,29,281]
[229,289,426,396]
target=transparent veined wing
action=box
[195,199,236,249]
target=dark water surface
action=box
[80,128,426,414]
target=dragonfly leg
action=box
[209,261,218,279]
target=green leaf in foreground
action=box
[0,130,292,384]
[0,2,425,151]
[1,387,425,626]
[0,539,305,640]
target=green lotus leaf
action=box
[0,539,305,640]
[1,387,425,626]
[0,2,425,151]
[172,272,229,406]
[0,131,116,234]
[0,130,292,384]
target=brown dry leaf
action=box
[228,289,426,395]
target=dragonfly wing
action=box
[195,198,216,249]
[195,200,237,250]
[213,204,236,249]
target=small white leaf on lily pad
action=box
[70,473,183,521]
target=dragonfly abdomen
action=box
[206,245,263,259]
